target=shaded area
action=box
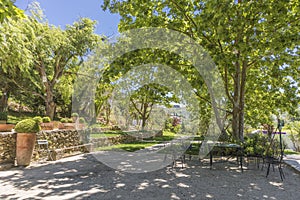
[0,153,300,200]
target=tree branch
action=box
[10,78,46,101]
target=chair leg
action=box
[278,164,285,180]
[266,163,271,178]
[261,158,265,171]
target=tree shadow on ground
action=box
[0,153,300,200]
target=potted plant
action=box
[0,111,8,124]
[77,117,86,129]
[60,117,75,129]
[52,120,63,130]
[15,118,41,166]
[40,116,53,130]
[33,116,43,124]
[71,113,79,123]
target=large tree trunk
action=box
[44,78,56,120]
[232,104,240,140]
[141,103,148,130]
[232,60,241,140]
[231,59,247,142]
[45,98,56,120]
[105,104,111,125]
[238,61,247,142]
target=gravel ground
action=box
[0,153,300,200]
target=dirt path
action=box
[1,153,300,200]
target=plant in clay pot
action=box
[60,117,75,129]
[77,117,86,129]
[33,116,43,124]
[15,118,41,166]
[40,116,53,130]
[71,113,79,123]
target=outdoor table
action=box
[209,142,243,172]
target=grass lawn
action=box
[94,131,176,152]
[284,149,300,155]
[94,131,205,153]
[95,141,159,152]
[143,131,175,142]
[90,131,123,138]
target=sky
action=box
[15,0,120,36]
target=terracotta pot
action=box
[0,124,15,132]
[58,123,65,129]
[63,123,75,130]
[0,120,7,124]
[40,122,54,130]
[76,123,85,130]
[16,133,36,166]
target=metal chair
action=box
[37,140,53,161]
[263,135,285,181]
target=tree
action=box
[0,16,32,113]
[1,5,101,119]
[129,83,178,129]
[0,0,24,23]
[103,0,300,141]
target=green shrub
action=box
[0,111,8,121]
[42,116,51,123]
[60,118,68,123]
[15,119,41,133]
[79,117,86,124]
[244,134,278,156]
[164,117,181,133]
[71,113,79,117]
[33,116,43,124]
[67,118,73,123]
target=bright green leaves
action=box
[102,0,300,139]
[0,4,101,119]
[0,0,24,23]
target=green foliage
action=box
[42,116,51,123]
[60,118,68,123]
[0,0,24,23]
[59,117,73,123]
[0,3,101,120]
[102,0,300,141]
[286,121,300,152]
[164,117,181,134]
[0,111,8,121]
[71,113,79,117]
[96,141,159,152]
[243,134,266,156]
[33,116,43,124]
[243,133,281,157]
[129,83,179,129]
[284,149,300,155]
[15,118,41,133]
[79,117,86,124]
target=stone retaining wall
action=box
[0,129,163,164]
[0,132,16,164]
[0,129,89,164]
[34,129,89,160]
